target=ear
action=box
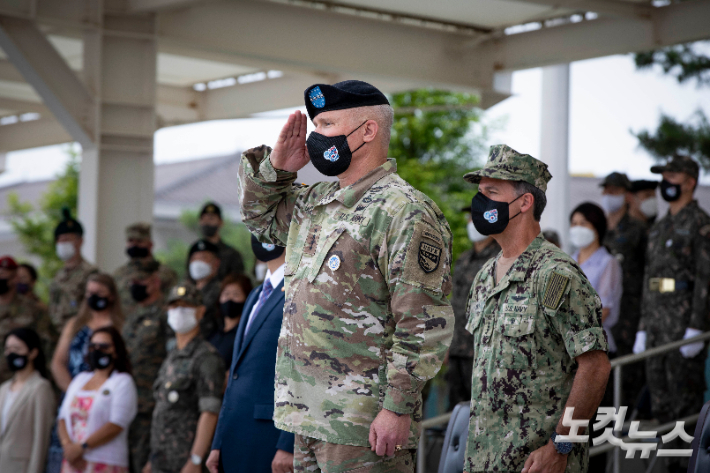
[361,119,379,144]
[519,192,535,215]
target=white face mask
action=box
[56,242,76,261]
[467,221,486,243]
[189,260,213,281]
[255,263,268,281]
[639,197,658,218]
[601,194,625,214]
[167,307,198,334]
[569,225,596,249]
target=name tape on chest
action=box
[542,272,569,309]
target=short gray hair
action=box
[347,104,394,148]
[513,181,547,221]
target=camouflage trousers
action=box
[294,435,415,473]
[447,356,472,409]
[129,412,152,473]
[646,332,706,424]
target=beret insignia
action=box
[309,86,325,108]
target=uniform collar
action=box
[174,335,202,357]
[488,233,545,294]
[317,158,397,208]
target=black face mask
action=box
[126,246,149,259]
[306,121,367,177]
[16,283,30,295]
[88,350,113,370]
[0,279,9,295]
[221,300,245,319]
[201,224,219,238]
[130,283,149,302]
[470,192,523,236]
[660,179,682,202]
[87,294,110,311]
[251,235,285,262]
[6,353,28,372]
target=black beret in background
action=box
[200,201,222,218]
[188,239,220,258]
[304,80,390,120]
[54,207,84,240]
[631,179,660,192]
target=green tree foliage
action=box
[6,146,80,299]
[389,89,487,261]
[635,41,710,86]
[634,111,710,170]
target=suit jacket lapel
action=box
[237,280,284,364]
[233,287,261,361]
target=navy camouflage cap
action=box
[304,80,390,121]
[650,154,700,180]
[464,144,553,192]
[600,172,631,190]
[167,282,203,306]
[125,222,151,241]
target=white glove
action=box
[633,331,646,354]
[680,328,704,359]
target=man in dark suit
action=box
[207,236,293,473]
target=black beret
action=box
[54,207,83,240]
[631,180,660,192]
[304,80,389,120]
[188,239,220,258]
[200,202,222,219]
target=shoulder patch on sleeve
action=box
[542,271,569,309]
[402,221,447,290]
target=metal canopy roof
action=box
[0,0,708,153]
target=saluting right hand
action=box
[269,110,310,172]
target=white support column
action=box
[539,63,571,251]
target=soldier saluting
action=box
[237,80,454,472]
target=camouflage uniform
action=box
[123,296,170,473]
[48,259,97,331]
[448,240,500,408]
[462,146,608,473]
[294,437,415,473]
[215,240,245,281]
[114,260,177,318]
[237,146,454,455]
[0,293,57,383]
[198,277,220,339]
[640,199,710,423]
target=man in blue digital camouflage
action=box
[463,145,610,473]
[237,80,454,472]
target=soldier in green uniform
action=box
[198,202,245,280]
[462,145,610,473]
[144,283,224,473]
[238,80,454,472]
[0,255,57,383]
[448,208,500,408]
[49,209,98,332]
[633,155,710,473]
[599,172,647,404]
[187,240,221,339]
[123,260,171,473]
[114,223,178,317]
[628,180,659,228]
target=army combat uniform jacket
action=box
[49,258,98,331]
[114,260,177,316]
[237,146,454,448]
[464,235,607,473]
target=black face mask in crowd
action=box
[126,246,150,259]
[470,192,524,236]
[0,278,9,295]
[251,235,285,262]
[88,350,113,370]
[221,300,245,319]
[130,283,149,302]
[6,353,28,372]
[87,294,110,311]
[201,224,219,238]
[660,179,682,202]
[306,121,367,177]
[16,283,30,295]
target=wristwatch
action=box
[190,453,202,465]
[81,442,89,451]
[550,432,573,455]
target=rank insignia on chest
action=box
[168,391,179,403]
[543,272,569,309]
[102,389,110,396]
[327,255,341,271]
[418,242,442,273]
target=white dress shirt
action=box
[244,263,285,336]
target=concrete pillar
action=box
[539,63,571,251]
[78,10,157,271]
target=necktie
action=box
[244,279,273,337]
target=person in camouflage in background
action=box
[186,240,221,339]
[114,223,178,317]
[629,180,660,228]
[237,80,454,473]
[0,256,57,383]
[463,145,610,473]
[49,209,98,331]
[144,283,224,473]
[599,172,647,404]
[197,202,245,281]
[123,260,171,473]
[447,208,499,408]
[633,155,710,473]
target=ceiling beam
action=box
[0,116,71,152]
[510,0,652,19]
[128,0,214,12]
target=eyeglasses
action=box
[88,343,113,351]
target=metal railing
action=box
[416,331,710,473]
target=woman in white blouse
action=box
[58,326,137,473]
[0,327,55,473]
